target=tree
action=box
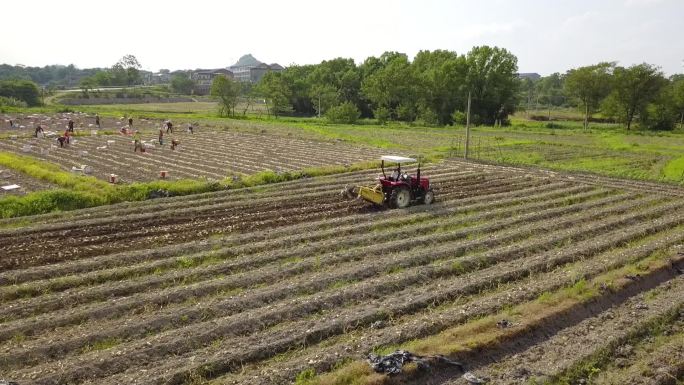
[210,75,241,117]
[0,80,41,106]
[361,52,417,121]
[640,85,678,130]
[93,71,112,86]
[412,49,467,124]
[79,76,97,96]
[171,73,194,95]
[110,54,142,86]
[672,76,684,129]
[305,58,361,116]
[536,73,565,107]
[325,102,361,124]
[605,63,667,130]
[280,64,315,115]
[464,46,520,125]
[256,72,292,118]
[564,62,614,129]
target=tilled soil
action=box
[0,120,388,182]
[442,277,684,385]
[0,160,683,385]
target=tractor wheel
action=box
[423,189,435,205]
[390,187,411,209]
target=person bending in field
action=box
[128,118,133,128]
[8,119,13,128]
[68,119,74,133]
[57,136,67,148]
[133,130,143,152]
[187,123,193,134]
[34,124,44,138]
[95,114,100,128]
[63,129,71,144]
[158,127,164,145]
[171,138,180,150]
[165,120,173,133]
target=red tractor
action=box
[343,156,435,208]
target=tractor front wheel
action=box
[390,187,411,209]
[423,189,435,205]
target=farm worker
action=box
[171,138,180,150]
[128,118,133,128]
[158,127,164,145]
[187,123,194,134]
[64,129,71,144]
[95,114,100,128]
[68,119,74,133]
[57,136,67,148]
[34,124,44,138]
[8,119,13,128]
[165,120,173,133]
[133,131,143,152]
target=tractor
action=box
[342,155,434,208]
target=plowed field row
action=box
[1,161,682,385]
[0,168,555,270]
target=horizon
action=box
[2,0,684,76]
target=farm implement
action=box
[342,155,435,208]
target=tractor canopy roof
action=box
[381,155,417,164]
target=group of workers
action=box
[129,118,189,152]
[10,114,194,152]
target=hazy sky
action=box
[3,0,683,75]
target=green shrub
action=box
[0,80,41,106]
[416,106,439,126]
[642,102,677,131]
[0,96,28,108]
[396,103,416,122]
[325,102,361,124]
[374,107,390,124]
[452,110,467,125]
[0,189,105,218]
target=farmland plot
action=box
[0,129,386,182]
[0,165,54,195]
[3,112,165,133]
[0,160,683,385]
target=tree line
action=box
[522,63,684,130]
[3,48,684,130]
[216,47,683,130]
[242,46,521,126]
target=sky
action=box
[2,0,683,76]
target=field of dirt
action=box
[0,113,387,183]
[0,165,55,195]
[0,159,682,385]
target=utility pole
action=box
[464,91,472,159]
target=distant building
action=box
[190,68,233,95]
[150,72,171,84]
[229,54,284,83]
[518,73,541,81]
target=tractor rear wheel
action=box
[390,187,411,209]
[423,189,435,205]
